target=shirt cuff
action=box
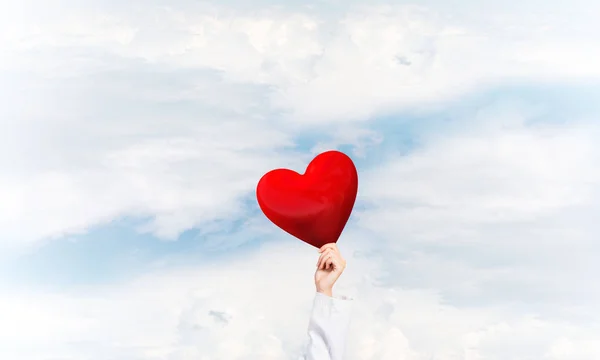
[313,291,353,316]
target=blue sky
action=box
[1,1,600,359]
[6,81,597,288]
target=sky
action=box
[1,0,600,359]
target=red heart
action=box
[256,150,358,248]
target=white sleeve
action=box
[300,291,353,360]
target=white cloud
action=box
[1,1,600,359]
[354,103,600,328]
[2,237,600,360]
[0,62,308,247]
[2,0,600,246]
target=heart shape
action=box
[256,150,358,248]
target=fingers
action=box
[316,247,345,271]
[325,257,334,270]
[316,248,331,267]
[317,249,333,270]
[319,243,338,254]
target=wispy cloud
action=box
[1,0,600,359]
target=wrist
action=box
[316,287,333,297]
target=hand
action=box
[314,243,346,297]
